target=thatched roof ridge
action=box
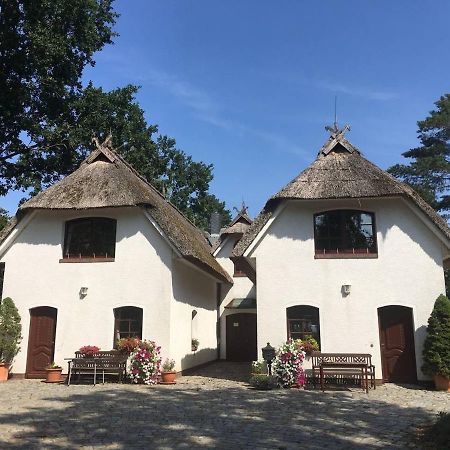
[1,144,232,283]
[233,134,450,257]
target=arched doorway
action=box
[378,305,417,383]
[26,306,57,378]
[226,313,257,361]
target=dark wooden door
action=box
[378,306,417,383]
[226,313,257,361]
[26,307,57,378]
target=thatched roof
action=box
[234,132,450,257]
[221,207,252,236]
[1,143,232,283]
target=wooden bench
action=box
[311,352,375,393]
[67,351,127,386]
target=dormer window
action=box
[314,210,377,258]
[62,218,116,261]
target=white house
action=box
[0,141,232,377]
[1,128,449,384]
[230,128,450,383]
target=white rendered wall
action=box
[170,259,218,371]
[250,198,447,380]
[0,207,174,374]
[216,237,256,360]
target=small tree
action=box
[422,294,450,378]
[0,298,22,364]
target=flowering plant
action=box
[298,336,319,356]
[79,345,100,357]
[116,337,141,354]
[272,339,305,388]
[162,358,175,372]
[128,340,161,385]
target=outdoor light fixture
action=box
[79,287,88,299]
[342,283,351,296]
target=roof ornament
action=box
[233,201,249,216]
[324,96,350,140]
[92,132,113,150]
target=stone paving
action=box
[0,362,449,449]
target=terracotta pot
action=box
[434,374,450,392]
[161,371,176,383]
[0,363,10,382]
[45,368,63,383]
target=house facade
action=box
[230,129,450,383]
[1,129,449,383]
[0,143,231,377]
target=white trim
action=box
[0,211,37,259]
[244,202,288,257]
[401,198,450,249]
[213,236,230,257]
[142,209,182,257]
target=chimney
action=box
[210,212,221,237]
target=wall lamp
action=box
[79,287,88,299]
[342,283,351,296]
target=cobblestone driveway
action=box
[0,362,448,449]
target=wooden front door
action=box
[26,307,57,378]
[226,313,257,361]
[378,306,417,383]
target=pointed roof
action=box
[221,205,252,236]
[233,130,450,257]
[2,140,232,283]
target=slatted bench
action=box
[311,352,375,393]
[67,351,127,386]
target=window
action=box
[287,305,320,345]
[233,259,247,277]
[114,307,143,342]
[63,218,116,260]
[314,210,377,257]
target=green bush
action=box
[422,295,450,378]
[423,412,450,449]
[0,297,22,364]
[249,374,278,390]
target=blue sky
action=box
[2,0,450,218]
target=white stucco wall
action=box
[216,236,256,359]
[170,259,218,371]
[249,198,447,380]
[0,207,175,374]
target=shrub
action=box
[422,412,450,449]
[251,360,265,374]
[249,374,278,390]
[272,339,306,388]
[422,294,450,378]
[162,358,175,372]
[128,340,161,385]
[0,297,22,364]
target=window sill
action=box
[59,257,115,263]
[315,253,378,259]
[233,273,248,278]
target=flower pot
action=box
[45,368,63,383]
[434,374,450,392]
[0,363,10,381]
[161,371,176,383]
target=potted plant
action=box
[116,337,141,354]
[272,339,306,388]
[422,294,450,391]
[299,335,319,356]
[249,374,278,390]
[191,338,199,352]
[0,297,22,382]
[160,358,176,384]
[128,340,161,385]
[79,345,100,357]
[45,362,63,383]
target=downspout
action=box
[216,282,221,360]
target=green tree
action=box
[388,94,450,214]
[0,297,22,364]
[422,294,450,378]
[0,208,9,232]
[0,1,230,230]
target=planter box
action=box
[45,368,63,383]
[434,374,450,392]
[0,363,10,382]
